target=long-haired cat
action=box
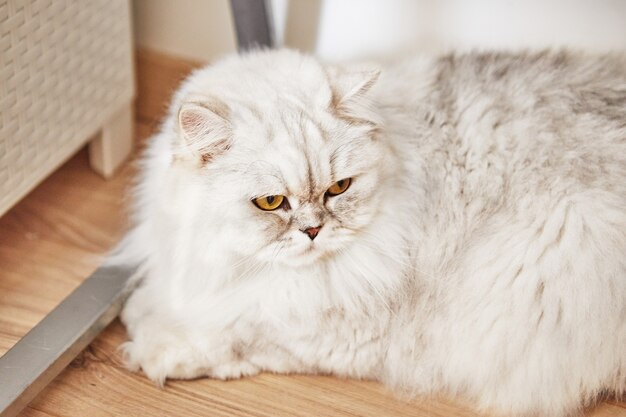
[118,49,625,416]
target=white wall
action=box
[274,0,626,61]
[133,0,626,63]
[133,0,236,61]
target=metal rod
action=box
[229,0,274,51]
[0,263,140,417]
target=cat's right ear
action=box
[177,99,232,163]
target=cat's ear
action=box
[177,99,232,163]
[326,67,381,127]
[327,66,380,107]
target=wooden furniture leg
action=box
[89,102,134,178]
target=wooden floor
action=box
[1,120,624,416]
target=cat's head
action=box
[169,50,395,267]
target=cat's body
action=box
[119,50,626,416]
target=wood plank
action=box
[0,120,152,355]
[0,261,137,416]
[0,142,139,356]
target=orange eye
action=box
[253,195,285,211]
[326,178,351,196]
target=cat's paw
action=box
[120,337,208,386]
[120,338,261,385]
[209,361,260,380]
[119,315,261,385]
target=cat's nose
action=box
[301,225,322,240]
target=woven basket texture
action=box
[0,0,134,216]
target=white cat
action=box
[118,49,626,416]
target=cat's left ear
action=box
[177,98,232,163]
[326,66,381,127]
[327,66,381,108]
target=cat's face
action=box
[228,112,387,267]
[172,51,392,267]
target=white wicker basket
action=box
[0,0,135,217]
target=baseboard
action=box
[134,48,205,124]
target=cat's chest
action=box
[216,264,395,375]
[244,303,390,377]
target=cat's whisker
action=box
[232,257,267,284]
[268,241,287,268]
[230,252,260,269]
[244,241,289,282]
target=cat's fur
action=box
[118,49,626,416]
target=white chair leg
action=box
[89,102,134,178]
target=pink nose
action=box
[302,225,322,240]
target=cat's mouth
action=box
[291,242,321,260]
[302,241,316,253]
[294,239,347,265]
[269,240,331,267]
[260,230,353,267]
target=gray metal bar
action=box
[0,263,140,417]
[229,0,274,50]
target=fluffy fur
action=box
[117,49,626,416]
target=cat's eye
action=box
[326,178,352,196]
[253,195,286,211]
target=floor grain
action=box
[0,122,623,417]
